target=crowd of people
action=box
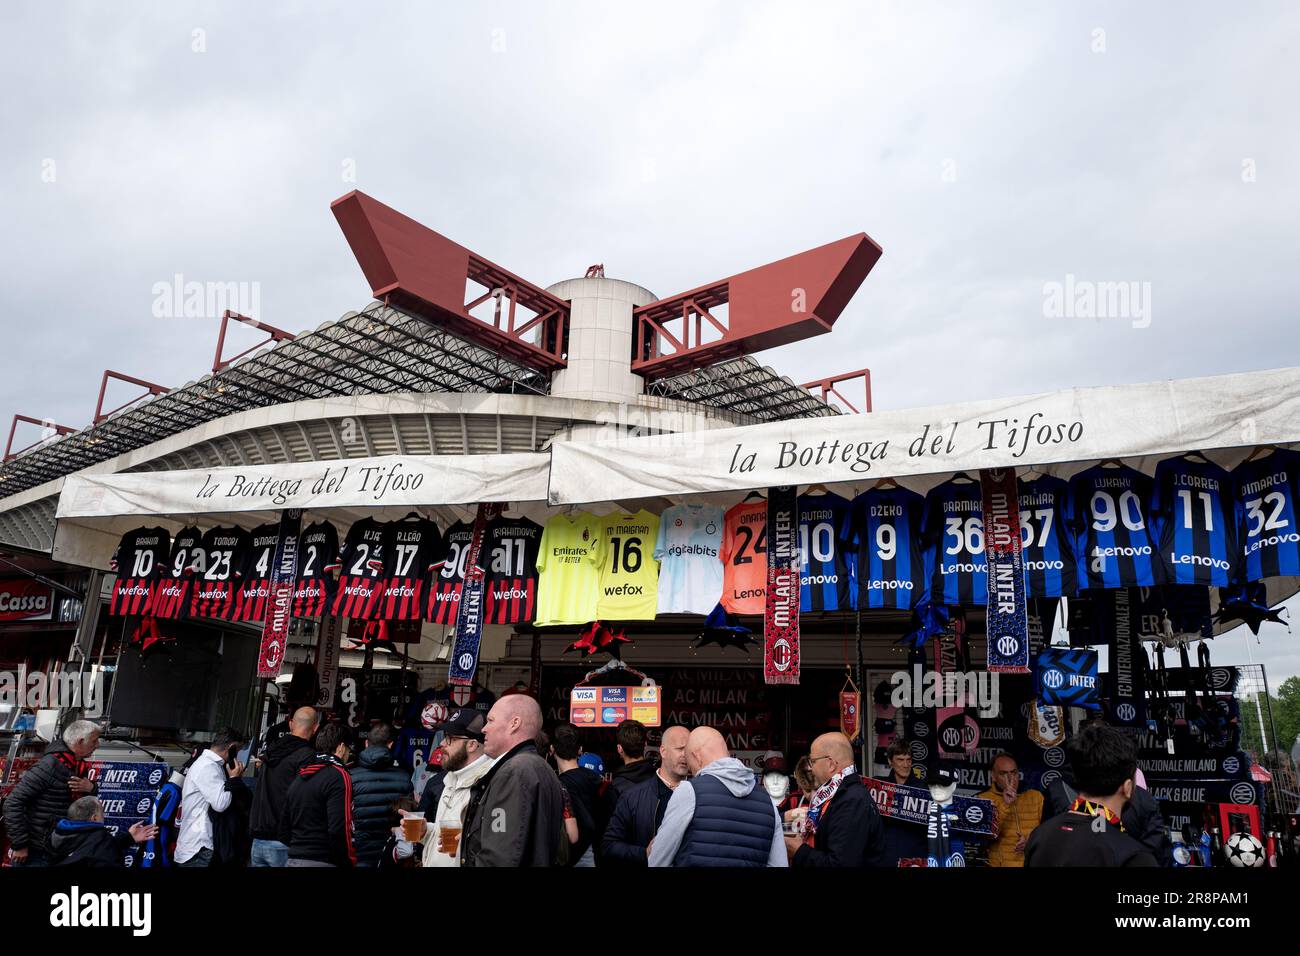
[2,701,1167,868]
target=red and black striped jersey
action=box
[328,517,385,621]
[427,521,475,624]
[233,523,280,622]
[109,526,171,617]
[483,516,542,624]
[150,525,204,619]
[190,526,251,620]
[375,518,442,621]
[293,521,339,618]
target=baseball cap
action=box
[760,750,787,774]
[434,708,486,742]
[930,762,959,788]
[578,753,605,774]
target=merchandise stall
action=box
[38,363,1300,867]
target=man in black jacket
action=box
[786,733,883,867]
[49,796,156,868]
[609,720,658,800]
[280,723,356,867]
[3,719,100,866]
[249,706,319,866]
[602,725,688,866]
[349,723,412,867]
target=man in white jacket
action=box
[406,709,495,867]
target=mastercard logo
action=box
[572,708,596,724]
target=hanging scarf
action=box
[1069,795,1124,831]
[804,765,853,836]
[926,797,953,867]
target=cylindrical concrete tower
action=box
[547,276,656,403]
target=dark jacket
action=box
[249,733,316,840]
[49,820,134,868]
[874,774,929,866]
[1044,777,1171,866]
[2,744,96,853]
[601,771,672,867]
[461,741,566,867]
[349,746,412,866]
[792,772,884,867]
[279,754,356,867]
[210,777,253,867]
[416,769,447,817]
[675,773,778,867]
[609,759,657,801]
[1026,810,1159,867]
[559,766,613,866]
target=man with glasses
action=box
[785,733,883,867]
[976,752,1042,867]
[401,709,495,867]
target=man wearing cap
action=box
[403,708,495,867]
[602,725,689,866]
[785,732,883,867]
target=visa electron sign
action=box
[570,685,662,727]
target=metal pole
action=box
[58,570,103,736]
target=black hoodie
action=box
[279,754,356,867]
[49,820,134,868]
[249,733,317,841]
[609,758,658,802]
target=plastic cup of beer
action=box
[402,812,426,842]
[438,823,462,856]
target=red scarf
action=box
[1069,795,1124,831]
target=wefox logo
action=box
[50,886,151,936]
[889,666,1000,718]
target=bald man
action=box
[602,725,689,866]
[459,695,567,867]
[250,706,320,867]
[785,733,883,867]
[648,727,786,867]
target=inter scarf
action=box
[449,503,503,686]
[805,766,853,836]
[925,798,966,867]
[764,485,800,685]
[981,468,1030,673]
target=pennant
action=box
[840,675,861,742]
[980,468,1029,673]
[257,509,302,678]
[764,485,800,685]
[1027,698,1066,748]
[448,503,503,685]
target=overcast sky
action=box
[2,2,1298,696]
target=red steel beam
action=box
[4,415,77,462]
[331,191,569,371]
[632,233,882,380]
[94,370,169,424]
[214,310,296,373]
[802,368,872,414]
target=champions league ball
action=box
[1224,832,1266,868]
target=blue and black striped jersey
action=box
[1151,456,1237,587]
[1231,449,1300,583]
[797,492,853,612]
[921,479,987,606]
[1068,465,1159,590]
[1018,475,1077,598]
[843,486,929,610]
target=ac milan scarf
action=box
[257,508,302,678]
[980,468,1030,673]
[764,485,800,685]
[448,503,503,686]
[805,765,853,837]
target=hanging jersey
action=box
[428,521,474,625]
[721,501,768,615]
[922,479,988,607]
[844,487,928,610]
[797,493,853,612]
[328,517,385,620]
[376,518,441,620]
[190,527,251,619]
[1069,465,1159,590]
[483,516,543,625]
[1232,450,1300,582]
[591,510,660,620]
[233,523,280,622]
[654,503,725,615]
[140,779,183,867]
[1018,476,1078,598]
[293,521,339,618]
[393,726,437,774]
[1151,457,1237,587]
[151,526,204,619]
[535,513,603,626]
[109,526,171,616]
